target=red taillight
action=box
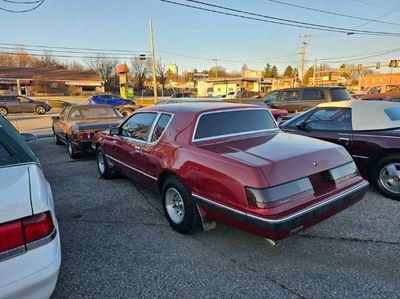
[0,211,55,259]
[0,220,24,253]
[23,212,54,244]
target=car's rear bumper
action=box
[72,139,94,153]
[0,231,61,299]
[194,180,369,241]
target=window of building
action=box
[82,86,96,92]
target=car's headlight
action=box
[329,161,358,184]
[246,177,314,208]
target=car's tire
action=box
[96,146,114,179]
[35,105,46,115]
[0,107,8,116]
[162,176,200,234]
[53,130,63,145]
[67,139,79,159]
[371,154,400,201]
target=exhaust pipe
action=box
[265,238,279,247]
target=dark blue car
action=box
[89,94,135,106]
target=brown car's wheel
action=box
[372,154,400,201]
[0,107,8,116]
[67,139,79,159]
[96,146,114,179]
[35,105,46,115]
[53,130,63,145]
[162,176,200,234]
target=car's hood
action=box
[72,118,123,131]
[0,164,32,223]
[198,132,352,186]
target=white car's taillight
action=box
[0,211,55,261]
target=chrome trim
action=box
[192,108,278,143]
[0,245,26,262]
[193,181,369,224]
[352,133,400,139]
[352,154,369,159]
[26,228,57,251]
[147,113,174,145]
[105,154,158,180]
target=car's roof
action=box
[318,100,400,131]
[276,86,345,91]
[143,102,261,114]
[70,104,114,109]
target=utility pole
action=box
[212,59,218,78]
[299,34,310,85]
[312,59,317,86]
[149,18,158,103]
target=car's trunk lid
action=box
[72,118,122,131]
[0,164,32,223]
[198,132,351,186]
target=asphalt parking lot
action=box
[29,137,400,299]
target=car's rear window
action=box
[71,107,119,120]
[384,108,400,121]
[331,89,351,101]
[194,109,276,140]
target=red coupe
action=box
[92,103,368,242]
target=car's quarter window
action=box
[150,113,172,143]
[330,89,351,101]
[306,108,352,131]
[302,89,325,101]
[384,108,400,121]
[281,90,300,102]
[121,112,157,141]
[0,141,18,166]
[194,109,276,141]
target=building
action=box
[308,71,347,86]
[0,67,104,96]
[359,72,400,88]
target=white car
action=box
[0,117,61,299]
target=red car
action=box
[92,103,368,243]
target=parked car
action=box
[92,103,368,243]
[170,92,195,98]
[280,100,400,200]
[262,86,352,113]
[156,97,221,105]
[360,92,400,102]
[0,116,60,298]
[353,85,400,98]
[52,104,124,159]
[0,95,51,116]
[89,94,135,106]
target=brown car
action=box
[361,92,400,102]
[52,104,123,158]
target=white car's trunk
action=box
[0,165,32,223]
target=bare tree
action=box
[67,61,84,71]
[130,57,150,92]
[156,59,167,95]
[86,55,118,91]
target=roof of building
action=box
[319,100,400,131]
[362,72,400,78]
[361,92,400,100]
[0,67,103,82]
[199,77,260,83]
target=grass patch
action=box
[46,100,72,109]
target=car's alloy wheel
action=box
[0,107,8,116]
[165,187,185,224]
[373,154,400,201]
[162,176,200,234]
[96,147,114,179]
[35,106,46,114]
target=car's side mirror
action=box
[110,127,120,136]
[20,133,37,142]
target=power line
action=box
[160,0,400,36]
[0,0,45,13]
[0,51,151,60]
[352,0,400,13]
[264,0,400,26]
[0,42,150,53]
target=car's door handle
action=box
[338,137,350,145]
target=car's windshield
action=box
[71,107,119,120]
[194,109,277,141]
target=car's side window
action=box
[302,89,325,101]
[17,96,30,103]
[121,112,157,141]
[70,109,83,120]
[390,98,400,102]
[263,91,280,103]
[306,108,352,131]
[150,114,172,142]
[281,90,300,102]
